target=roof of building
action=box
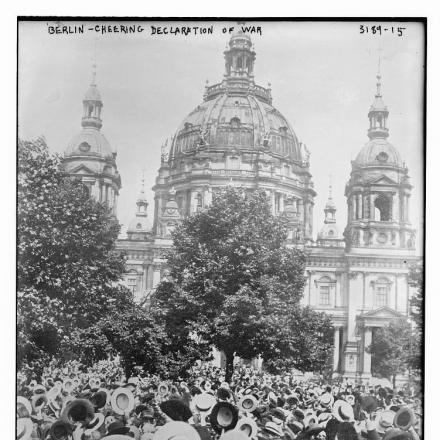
[167,33,303,165]
[65,127,115,159]
[354,138,403,168]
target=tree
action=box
[409,261,423,335]
[153,187,333,381]
[407,261,423,376]
[366,318,418,388]
[17,138,132,374]
[263,307,334,375]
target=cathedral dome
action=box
[354,138,403,168]
[66,127,115,159]
[168,32,303,165]
[169,94,302,163]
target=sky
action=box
[18,20,425,252]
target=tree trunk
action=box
[392,374,396,390]
[225,352,235,383]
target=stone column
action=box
[392,193,399,222]
[279,194,284,212]
[406,195,410,222]
[370,194,375,220]
[359,193,363,219]
[350,196,356,221]
[333,327,340,373]
[152,265,162,288]
[298,199,304,223]
[204,187,212,207]
[363,327,372,377]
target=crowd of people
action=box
[16,361,423,440]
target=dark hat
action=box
[293,409,305,421]
[271,407,287,422]
[287,395,299,406]
[193,425,212,440]
[287,420,304,434]
[61,398,95,424]
[276,397,286,407]
[217,387,231,401]
[107,420,131,436]
[91,390,108,409]
[360,396,378,414]
[190,386,202,396]
[393,406,415,431]
[160,399,192,422]
[209,401,239,434]
[378,387,388,399]
[382,428,413,440]
[50,420,73,440]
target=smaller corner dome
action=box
[128,215,151,233]
[84,84,102,101]
[354,138,403,168]
[318,223,341,240]
[65,128,115,159]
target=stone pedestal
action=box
[333,327,341,373]
[361,327,372,380]
[342,341,359,379]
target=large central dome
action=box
[153,31,315,242]
[168,31,303,164]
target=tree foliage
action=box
[153,187,333,380]
[17,138,132,374]
[366,318,419,387]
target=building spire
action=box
[328,173,333,200]
[136,170,148,216]
[81,40,103,130]
[375,57,382,98]
[367,61,389,140]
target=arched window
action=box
[82,185,90,198]
[196,193,203,211]
[236,57,243,69]
[374,194,392,221]
[88,105,94,117]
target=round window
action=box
[79,142,91,152]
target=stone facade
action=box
[63,32,419,381]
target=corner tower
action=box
[62,66,121,216]
[344,70,415,253]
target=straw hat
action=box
[17,418,33,440]
[332,400,354,423]
[376,409,396,434]
[193,393,216,413]
[235,417,258,438]
[17,396,32,418]
[111,387,135,415]
[238,395,258,414]
[210,402,239,434]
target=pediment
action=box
[69,164,95,175]
[359,306,404,320]
[368,175,397,186]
